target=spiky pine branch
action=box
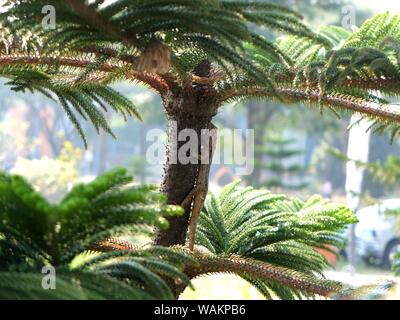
[1,0,311,77]
[0,28,169,146]
[182,248,392,300]
[0,169,395,300]
[0,3,356,97]
[191,181,355,297]
[0,0,314,147]
[2,3,400,142]
[223,14,400,137]
[97,243,394,300]
[181,181,396,300]
[0,168,192,300]
[182,249,343,299]
[81,240,395,300]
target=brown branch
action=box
[342,77,400,92]
[221,87,400,123]
[92,238,138,252]
[0,54,169,93]
[269,69,400,93]
[182,250,393,299]
[0,55,111,71]
[96,244,343,298]
[88,242,389,300]
[182,250,343,298]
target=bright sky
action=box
[353,0,400,13]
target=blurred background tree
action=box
[247,132,309,190]
[10,141,82,203]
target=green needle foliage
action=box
[0,170,394,300]
[194,180,357,299]
[239,14,400,137]
[0,271,153,300]
[1,2,400,130]
[0,167,182,266]
[0,30,141,148]
[1,1,400,300]
[0,167,191,300]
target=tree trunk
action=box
[154,90,218,246]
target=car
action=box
[355,199,400,269]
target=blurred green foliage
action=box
[10,141,82,203]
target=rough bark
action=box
[154,88,219,247]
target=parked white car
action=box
[355,199,400,268]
